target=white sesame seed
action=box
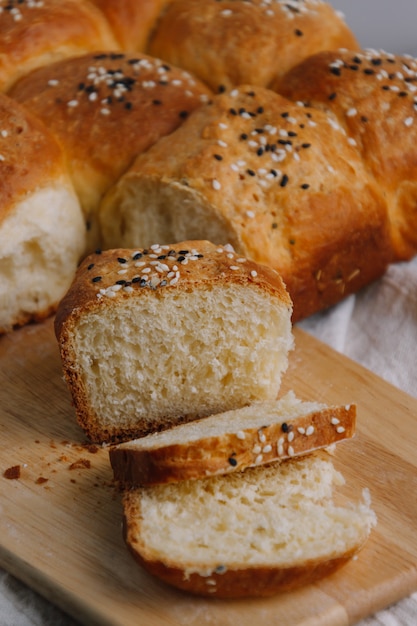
[101,108,111,115]
[331,417,340,425]
[255,454,263,465]
[252,445,261,454]
[347,137,357,146]
[47,79,59,86]
[212,179,221,190]
[67,100,79,107]
[258,430,266,443]
[236,430,246,440]
[220,9,233,16]
[297,427,306,435]
[0,130,7,137]
[306,425,315,436]
[336,426,346,434]
[404,117,414,127]
[288,431,294,442]
[230,89,239,97]
[262,444,272,454]
[250,270,258,278]
[229,265,239,271]
[346,108,357,117]
[288,445,295,457]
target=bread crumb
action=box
[4,465,21,479]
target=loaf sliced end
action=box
[122,454,376,598]
[110,392,356,485]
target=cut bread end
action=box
[121,453,377,598]
[110,392,356,485]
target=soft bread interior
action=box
[0,185,85,332]
[72,283,293,434]
[100,178,238,250]
[125,454,376,574]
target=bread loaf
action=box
[99,85,391,321]
[0,0,119,93]
[54,240,293,443]
[9,51,211,251]
[0,92,85,334]
[147,0,359,91]
[121,453,377,598]
[110,391,356,485]
[274,48,417,262]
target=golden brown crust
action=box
[9,51,212,248]
[0,92,67,224]
[147,0,358,91]
[89,0,172,51]
[122,489,364,598]
[110,404,356,486]
[102,86,391,321]
[54,240,291,339]
[0,0,119,93]
[275,49,417,262]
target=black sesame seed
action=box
[281,112,289,118]
[270,169,278,177]
[371,58,382,66]
[153,99,162,105]
[178,250,189,254]
[229,108,237,115]
[352,56,362,64]
[301,142,311,148]
[132,252,142,260]
[116,280,126,285]
[295,29,303,36]
[92,276,102,283]
[125,102,133,110]
[330,67,341,77]
[140,278,148,286]
[257,106,264,113]
[228,457,238,467]
[398,91,408,97]
[87,263,94,270]
[281,422,289,432]
[289,238,296,244]
[177,255,186,262]
[214,153,223,160]
[328,92,337,100]
[218,84,226,93]
[247,169,256,176]
[95,249,102,255]
[240,133,248,140]
[301,183,310,189]
[288,131,297,137]
[132,276,141,283]
[256,147,264,156]
[179,111,188,118]
[117,257,127,264]
[364,68,375,75]
[361,116,369,123]
[78,82,86,91]
[280,174,289,187]
[157,255,167,259]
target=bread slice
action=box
[122,453,377,598]
[55,240,293,443]
[110,391,356,485]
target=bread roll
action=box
[54,241,293,443]
[121,453,376,598]
[0,93,85,334]
[147,0,359,91]
[275,48,417,262]
[89,0,172,51]
[0,0,119,93]
[9,51,212,251]
[110,391,356,485]
[99,86,391,322]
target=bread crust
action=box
[89,0,172,51]
[54,241,292,442]
[147,0,358,91]
[275,49,417,262]
[110,404,356,485]
[100,86,391,321]
[0,0,118,93]
[9,51,211,250]
[0,93,67,222]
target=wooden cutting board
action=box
[0,317,416,626]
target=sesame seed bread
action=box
[121,453,377,598]
[0,0,119,93]
[54,241,294,443]
[110,391,356,486]
[275,49,417,262]
[99,86,391,322]
[9,51,212,251]
[147,0,358,92]
[0,92,85,334]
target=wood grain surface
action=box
[0,318,416,626]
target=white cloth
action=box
[1,258,416,625]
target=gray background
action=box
[328,1,417,57]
